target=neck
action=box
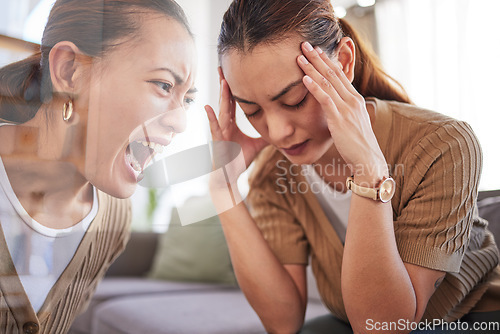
[1,156,93,229]
[0,107,93,229]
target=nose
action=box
[159,102,187,134]
[265,109,295,143]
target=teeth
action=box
[128,152,142,172]
[138,140,166,154]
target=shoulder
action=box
[396,102,480,166]
[385,99,479,145]
[382,99,455,124]
[380,101,482,217]
[378,100,481,178]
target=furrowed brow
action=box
[271,79,303,101]
[232,79,304,105]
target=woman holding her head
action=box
[205,0,500,333]
[0,0,196,332]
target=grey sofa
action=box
[69,190,500,334]
[68,230,330,334]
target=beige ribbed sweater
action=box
[247,98,500,323]
[0,190,131,334]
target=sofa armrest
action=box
[477,190,500,247]
[478,190,500,202]
[105,231,160,277]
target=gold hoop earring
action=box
[62,100,73,122]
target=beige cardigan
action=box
[0,190,131,334]
[247,98,500,323]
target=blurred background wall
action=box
[1,0,499,230]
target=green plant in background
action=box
[147,188,158,221]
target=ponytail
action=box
[339,19,411,104]
[0,53,44,124]
[218,0,411,105]
[1,0,192,125]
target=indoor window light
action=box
[357,0,376,7]
[334,6,347,18]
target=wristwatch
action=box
[346,176,396,203]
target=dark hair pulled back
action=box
[0,0,191,124]
[218,0,410,104]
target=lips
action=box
[283,142,306,151]
[281,140,309,156]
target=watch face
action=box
[379,178,396,202]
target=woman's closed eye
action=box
[245,108,261,119]
[244,93,309,119]
[284,93,308,110]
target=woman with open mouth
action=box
[0,0,196,332]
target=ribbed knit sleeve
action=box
[393,120,482,273]
[380,102,499,321]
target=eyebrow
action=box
[151,67,198,94]
[232,78,303,105]
[271,79,303,101]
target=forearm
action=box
[342,194,417,334]
[214,194,306,333]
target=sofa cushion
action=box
[69,278,223,334]
[148,196,237,285]
[91,289,330,334]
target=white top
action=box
[0,156,97,312]
[302,164,351,243]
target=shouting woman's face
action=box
[80,14,197,198]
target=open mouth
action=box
[126,140,166,177]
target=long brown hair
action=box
[218,0,411,104]
[0,0,191,125]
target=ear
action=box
[49,41,88,96]
[336,37,356,83]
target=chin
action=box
[110,184,137,199]
[285,145,331,166]
[93,178,137,200]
